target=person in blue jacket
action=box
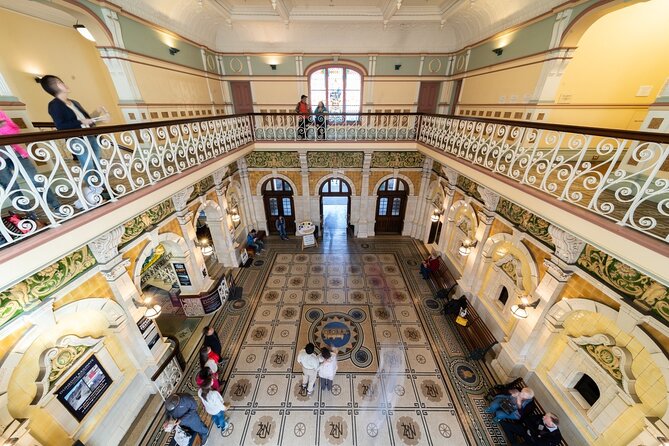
[40,75,109,208]
[246,229,264,254]
[165,393,209,446]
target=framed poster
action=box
[56,355,112,422]
[172,263,192,286]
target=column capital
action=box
[477,210,496,225]
[212,167,229,186]
[441,166,458,187]
[477,186,500,212]
[172,186,194,212]
[100,258,131,281]
[176,211,194,225]
[543,257,574,282]
[548,225,586,264]
[88,225,124,264]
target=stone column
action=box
[237,158,259,230]
[172,187,208,293]
[458,186,499,297]
[492,225,585,379]
[211,168,242,267]
[437,167,458,253]
[357,152,373,237]
[299,152,312,225]
[88,226,168,368]
[410,157,433,238]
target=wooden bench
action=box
[241,230,266,257]
[488,377,568,446]
[427,257,457,298]
[453,300,498,360]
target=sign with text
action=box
[302,233,317,249]
[172,263,192,287]
[56,355,112,422]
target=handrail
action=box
[1,111,667,248]
[151,335,185,381]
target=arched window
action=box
[309,66,362,121]
[378,178,407,192]
[264,178,292,192]
[498,286,509,305]
[320,178,350,194]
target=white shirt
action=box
[297,349,322,370]
[318,357,338,380]
[198,388,227,415]
[205,358,218,374]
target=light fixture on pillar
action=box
[227,208,241,223]
[430,209,443,223]
[133,295,163,320]
[458,239,477,256]
[197,238,214,256]
[510,294,540,320]
[73,23,96,42]
[269,64,277,70]
[657,437,669,446]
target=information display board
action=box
[172,263,192,286]
[56,355,112,422]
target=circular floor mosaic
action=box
[308,310,372,367]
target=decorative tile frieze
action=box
[370,151,424,168]
[246,151,300,168]
[307,151,364,168]
[496,198,554,248]
[120,199,175,245]
[456,176,483,201]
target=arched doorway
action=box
[375,178,408,234]
[262,178,296,235]
[320,178,351,235]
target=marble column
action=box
[458,186,499,298]
[172,187,209,293]
[237,158,259,230]
[492,225,586,380]
[87,226,168,368]
[436,167,458,253]
[410,157,433,238]
[299,152,312,225]
[357,152,373,238]
[211,168,242,266]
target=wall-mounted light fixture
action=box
[227,208,241,223]
[270,64,277,70]
[492,48,504,56]
[394,64,402,71]
[169,47,180,56]
[458,239,477,256]
[133,295,163,319]
[431,209,443,223]
[34,76,43,84]
[510,294,540,319]
[197,238,214,256]
[657,437,669,446]
[73,23,96,42]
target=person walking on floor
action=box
[275,216,288,240]
[164,393,209,446]
[297,342,322,396]
[200,346,219,374]
[196,366,220,392]
[203,325,222,358]
[197,377,230,434]
[318,347,338,392]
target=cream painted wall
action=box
[0,8,120,124]
[552,0,669,129]
[131,62,213,105]
[459,64,543,105]
[250,80,300,109]
[371,81,419,109]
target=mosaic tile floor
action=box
[139,236,505,446]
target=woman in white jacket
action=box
[318,347,338,392]
[197,377,229,432]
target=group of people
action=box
[295,95,328,140]
[486,386,562,446]
[164,326,229,445]
[1,74,109,227]
[296,342,338,396]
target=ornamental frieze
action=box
[370,151,424,168]
[246,151,300,168]
[307,151,364,168]
[496,198,554,248]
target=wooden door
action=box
[374,193,407,234]
[264,195,296,234]
[230,81,254,114]
[417,81,441,114]
[448,79,463,115]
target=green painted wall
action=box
[375,56,421,76]
[302,56,370,74]
[249,55,295,75]
[220,56,249,75]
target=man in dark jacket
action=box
[501,412,562,446]
[275,216,288,240]
[203,325,222,358]
[165,393,209,446]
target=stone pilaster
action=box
[172,187,208,292]
[411,157,433,238]
[237,158,259,230]
[211,169,242,266]
[357,152,373,238]
[299,152,311,225]
[437,167,458,252]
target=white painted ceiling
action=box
[12,0,570,53]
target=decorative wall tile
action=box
[189,176,215,201]
[577,246,669,324]
[496,198,554,248]
[0,247,97,327]
[307,151,364,168]
[456,176,483,202]
[120,199,175,245]
[246,151,300,168]
[370,151,424,168]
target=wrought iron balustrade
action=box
[0,115,252,246]
[1,111,667,248]
[251,112,419,141]
[418,115,669,243]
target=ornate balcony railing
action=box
[251,112,419,141]
[1,111,667,248]
[418,115,669,243]
[0,115,252,246]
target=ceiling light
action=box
[34,76,43,84]
[73,24,96,42]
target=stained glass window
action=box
[309,66,362,122]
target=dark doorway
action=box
[374,178,408,234]
[498,286,509,305]
[427,219,443,245]
[320,178,351,236]
[574,374,600,406]
[262,178,296,235]
[230,81,254,114]
[417,81,441,114]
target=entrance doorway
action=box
[230,81,254,114]
[320,178,351,236]
[262,178,296,235]
[417,81,441,114]
[374,178,408,234]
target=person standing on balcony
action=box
[314,101,328,140]
[39,75,109,208]
[0,110,64,218]
[294,94,311,139]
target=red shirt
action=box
[426,257,440,271]
[296,101,309,116]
